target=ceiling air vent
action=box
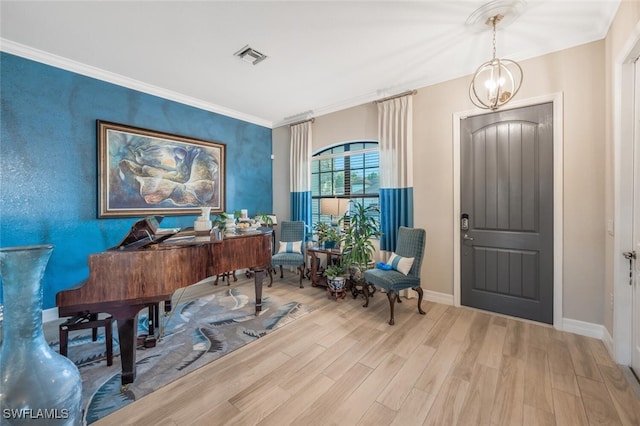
[234,45,267,65]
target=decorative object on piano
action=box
[194,207,213,236]
[0,245,83,425]
[97,120,226,218]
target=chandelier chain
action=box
[491,17,497,60]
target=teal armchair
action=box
[363,227,426,325]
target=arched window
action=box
[311,141,379,226]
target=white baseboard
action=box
[43,307,60,323]
[560,317,606,340]
[423,290,454,306]
[602,327,615,360]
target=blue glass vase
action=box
[0,245,82,425]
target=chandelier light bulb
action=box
[469,14,523,110]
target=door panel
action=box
[461,103,553,323]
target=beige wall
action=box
[273,7,640,326]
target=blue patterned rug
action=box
[47,284,312,424]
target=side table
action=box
[307,247,342,288]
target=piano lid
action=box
[110,215,170,251]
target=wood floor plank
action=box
[503,318,528,360]
[357,402,396,426]
[524,346,554,414]
[490,355,525,426]
[457,363,500,425]
[445,307,475,342]
[598,364,640,425]
[522,404,556,426]
[422,375,469,426]
[257,374,334,426]
[291,363,372,425]
[423,306,461,349]
[376,344,436,411]
[228,343,326,411]
[477,322,508,369]
[227,384,291,425]
[391,388,433,426]
[414,336,462,394]
[547,337,580,396]
[577,375,623,425]
[329,354,405,424]
[567,333,603,382]
[450,312,491,382]
[552,389,589,426]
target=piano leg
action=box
[112,304,148,388]
[117,315,138,387]
[254,268,265,315]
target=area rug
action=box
[47,284,312,424]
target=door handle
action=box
[463,234,474,241]
[624,251,637,286]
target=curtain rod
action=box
[374,89,417,103]
[288,117,315,127]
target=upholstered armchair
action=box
[269,221,306,288]
[363,226,426,325]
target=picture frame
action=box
[97,120,225,218]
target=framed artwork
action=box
[97,120,225,218]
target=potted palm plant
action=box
[339,200,381,294]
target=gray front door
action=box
[460,103,554,324]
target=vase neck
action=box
[0,245,53,344]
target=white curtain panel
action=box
[377,95,415,299]
[378,95,413,189]
[289,121,313,225]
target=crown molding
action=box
[0,38,273,128]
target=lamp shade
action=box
[321,198,348,217]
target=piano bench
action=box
[59,312,114,366]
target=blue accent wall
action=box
[0,53,272,309]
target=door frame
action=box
[453,92,564,328]
[613,24,640,366]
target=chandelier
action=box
[469,14,523,110]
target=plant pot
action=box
[323,241,336,250]
[327,276,346,291]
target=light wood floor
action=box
[94,272,640,426]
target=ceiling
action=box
[0,1,621,128]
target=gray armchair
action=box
[363,226,426,325]
[269,221,306,288]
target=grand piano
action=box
[56,216,273,387]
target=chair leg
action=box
[104,316,113,366]
[59,325,69,357]
[297,264,305,288]
[90,313,98,341]
[267,266,274,287]
[279,265,284,278]
[387,290,397,325]
[414,286,426,315]
[362,282,370,308]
